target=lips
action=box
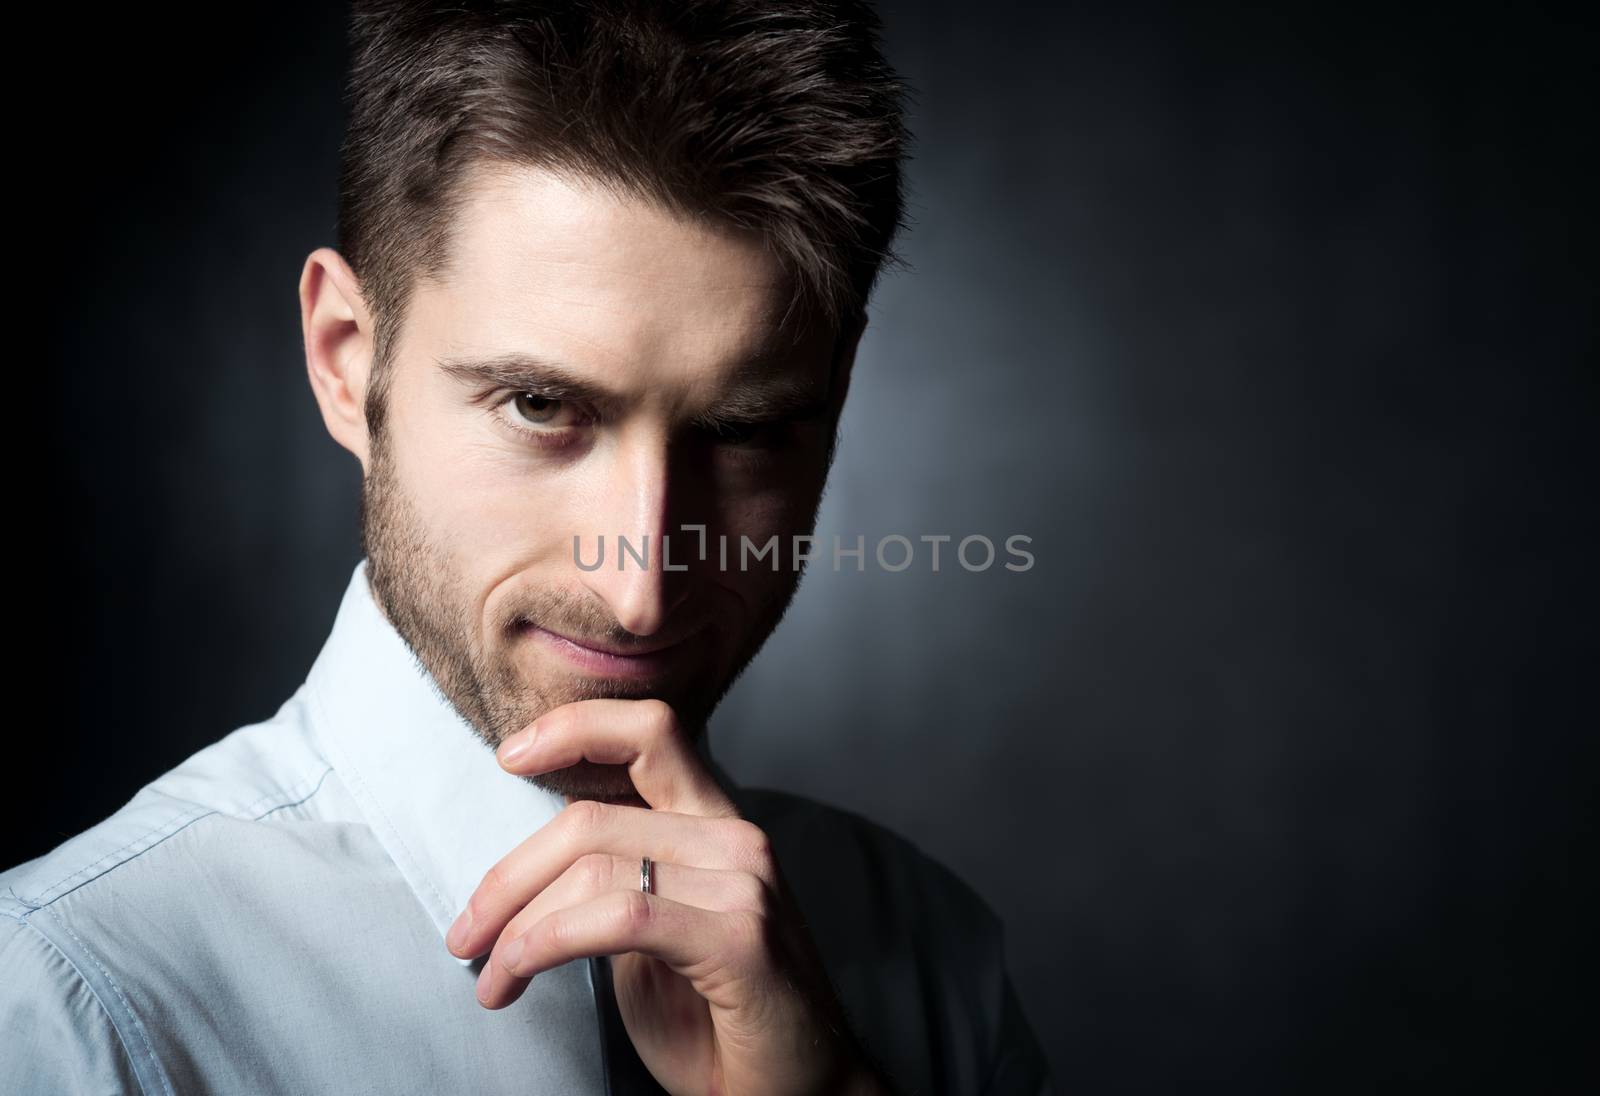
[537,628,686,658]
[524,623,701,677]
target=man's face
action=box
[356,164,849,806]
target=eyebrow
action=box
[438,353,619,407]
[436,351,834,424]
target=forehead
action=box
[407,162,826,400]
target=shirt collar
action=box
[302,558,739,965]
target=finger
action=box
[475,855,770,1009]
[495,697,739,817]
[475,890,763,1010]
[447,800,773,959]
[503,853,769,941]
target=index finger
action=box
[495,697,740,817]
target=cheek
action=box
[401,417,583,566]
[712,480,816,542]
[696,476,826,594]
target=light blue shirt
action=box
[2,559,1052,1094]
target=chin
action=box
[522,759,647,806]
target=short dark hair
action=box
[337,0,910,435]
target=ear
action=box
[300,246,376,474]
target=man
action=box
[2,2,1052,1093]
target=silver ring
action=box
[640,856,653,895]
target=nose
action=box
[576,424,693,637]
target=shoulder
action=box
[0,684,335,917]
[0,916,146,1093]
[0,686,349,1094]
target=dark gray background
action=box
[13,2,1594,1091]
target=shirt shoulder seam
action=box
[8,762,336,912]
[6,908,166,1096]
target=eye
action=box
[704,418,770,447]
[505,392,579,430]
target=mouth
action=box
[523,623,699,678]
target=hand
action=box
[444,698,892,1096]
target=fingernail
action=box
[499,933,526,974]
[497,734,531,766]
[446,907,473,953]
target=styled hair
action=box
[336,0,911,434]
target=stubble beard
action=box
[357,417,805,805]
